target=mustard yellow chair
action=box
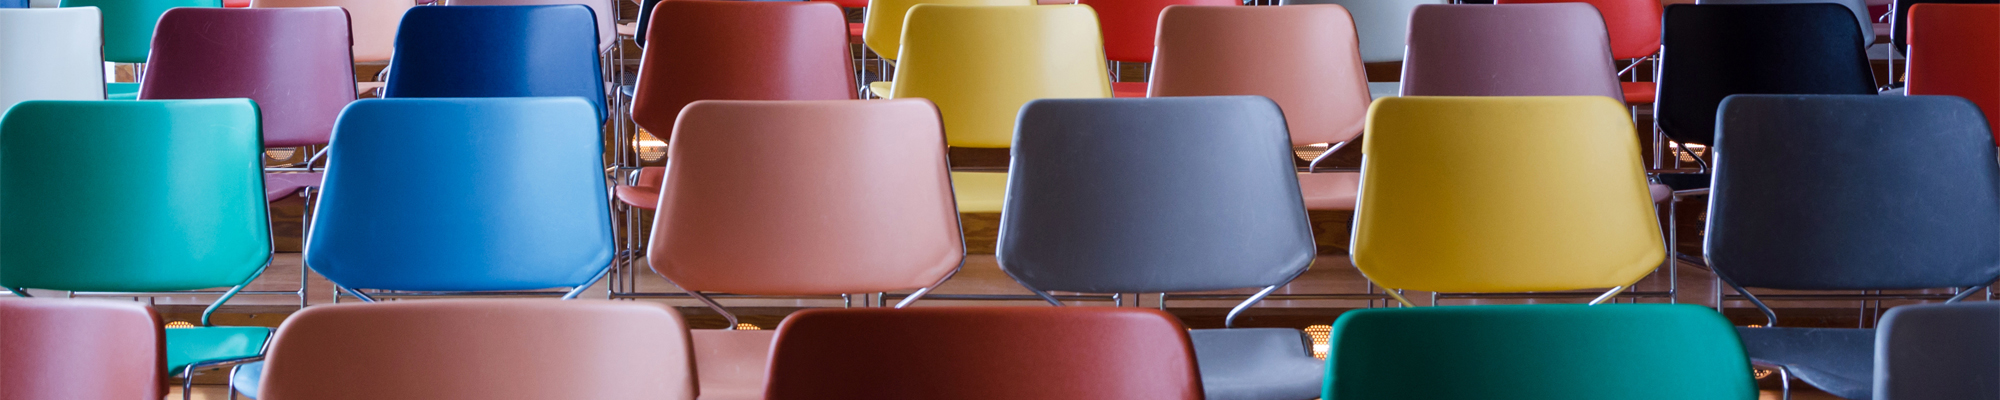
[1350,96,1664,305]
[882,4,1111,212]
[861,0,1032,65]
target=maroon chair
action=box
[1401,3,1624,100]
[0,299,165,400]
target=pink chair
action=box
[1078,0,1237,97]
[1496,0,1662,104]
[0,299,164,400]
[250,0,413,64]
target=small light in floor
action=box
[735,323,761,330]
[166,321,194,328]
[1305,324,1332,359]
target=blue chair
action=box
[382,6,606,121]
[0,0,29,8]
[1875,301,2000,400]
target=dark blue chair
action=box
[0,0,29,8]
[383,5,606,121]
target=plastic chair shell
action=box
[1278,0,1444,63]
[0,299,164,400]
[0,8,104,113]
[1081,0,1236,63]
[1401,3,1623,101]
[382,5,607,120]
[140,7,356,148]
[888,4,1110,148]
[59,0,221,63]
[1904,4,1999,137]
[249,0,412,63]
[628,0,855,138]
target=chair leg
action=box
[182,365,197,400]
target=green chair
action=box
[60,0,221,64]
[0,99,273,399]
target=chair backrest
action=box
[861,0,1032,61]
[0,100,269,292]
[1495,0,1661,60]
[1080,0,1236,63]
[997,97,1313,294]
[1351,96,1661,293]
[1892,0,1998,54]
[383,5,606,120]
[251,0,412,63]
[889,4,1109,148]
[0,299,163,400]
[629,0,855,138]
[140,7,355,148]
[444,0,617,52]
[0,7,104,113]
[1706,95,2000,290]
[1874,301,2000,400]
[59,0,220,63]
[1655,3,1876,146]
[1325,304,1756,399]
[1699,0,1873,47]
[1279,0,1443,63]
[648,99,962,295]
[0,0,24,7]
[257,300,695,400]
[1401,3,1622,100]
[765,307,1202,400]
[1905,4,1999,137]
[1148,4,1370,146]
[306,98,612,292]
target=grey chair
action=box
[1698,0,1874,47]
[1874,301,2000,400]
[997,96,1320,400]
[1707,94,2000,400]
[1278,0,1445,99]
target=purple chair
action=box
[1400,3,1624,100]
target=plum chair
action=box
[59,0,219,63]
[1704,95,2000,400]
[444,0,617,52]
[256,300,696,400]
[1656,3,1876,148]
[0,299,164,400]
[0,99,272,400]
[1078,0,1236,97]
[382,5,606,120]
[1496,0,1662,104]
[250,0,411,64]
[1904,4,1999,136]
[765,307,1202,400]
[1401,4,1622,100]
[1874,302,2000,400]
[1147,4,1369,211]
[0,7,103,112]
[1278,0,1445,99]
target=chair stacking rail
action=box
[1276,0,1445,99]
[0,7,104,112]
[0,299,165,400]
[1873,302,2000,400]
[1704,95,2000,400]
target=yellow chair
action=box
[1350,96,1663,305]
[886,4,1111,212]
[861,0,1033,65]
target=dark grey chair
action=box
[996,96,1320,400]
[1707,94,2000,400]
[1874,301,2000,400]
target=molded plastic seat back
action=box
[0,299,164,400]
[1402,4,1623,100]
[1278,0,1443,63]
[257,300,696,400]
[1698,0,1873,46]
[630,1,855,137]
[860,0,1032,61]
[306,98,613,292]
[0,100,270,292]
[1905,4,2000,136]
[1891,0,1999,55]
[141,7,356,147]
[1706,95,2000,290]
[1495,0,1660,59]
[998,97,1313,294]
[0,8,104,113]
[1324,304,1757,399]
[1080,0,1237,63]
[251,0,411,62]
[60,0,221,63]
[1655,3,1876,145]
[889,4,1110,148]
[766,307,1202,400]
[648,100,962,295]
[383,6,606,120]
[1148,4,1370,145]
[1351,97,1662,293]
[1874,302,2000,400]
[443,0,617,52]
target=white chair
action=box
[0,7,105,113]
[1279,0,1445,99]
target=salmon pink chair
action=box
[1494,0,1661,104]
[0,299,164,400]
[1904,4,1999,137]
[1278,0,1446,99]
[1078,0,1236,97]
[765,307,1203,400]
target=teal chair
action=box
[59,0,221,63]
[0,99,273,399]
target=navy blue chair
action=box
[1656,3,1877,148]
[1875,301,2000,400]
[382,5,607,121]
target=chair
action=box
[1077,0,1236,97]
[0,7,104,113]
[997,96,1319,400]
[645,99,963,400]
[1874,301,2000,400]
[1904,4,1998,136]
[59,0,220,63]
[1278,0,1445,99]
[765,307,1202,400]
[1699,0,1874,47]
[0,299,164,400]
[1324,304,1757,399]
[0,99,272,399]
[0,0,24,7]
[444,0,618,52]
[255,300,696,400]
[1146,4,1369,211]
[382,5,606,120]
[1495,0,1661,104]
[1705,95,2000,400]
[1656,3,1877,147]
[1402,4,1623,100]
[883,4,1109,212]
[627,0,854,145]
[249,0,414,64]
[1890,0,1998,56]
[859,0,1030,65]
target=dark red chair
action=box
[1080,0,1237,97]
[0,299,164,400]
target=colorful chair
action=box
[444,0,618,52]
[0,7,104,113]
[256,300,696,400]
[1656,3,1877,147]
[1277,0,1445,99]
[1495,0,1661,104]
[883,4,1109,212]
[1147,4,1369,211]
[0,99,272,399]
[0,0,25,7]
[0,299,164,400]
[1890,0,1998,56]
[1904,4,1999,136]
[1874,301,2000,400]
[627,0,854,146]
[1700,0,1874,47]
[1401,4,1623,100]
[382,5,606,120]
[858,0,1031,66]
[249,0,414,63]
[1078,0,1236,97]
[59,0,220,63]
[1705,95,2000,400]
[1324,304,1757,399]
[765,307,1202,400]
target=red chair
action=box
[1905,3,1999,137]
[765,307,1203,400]
[1078,0,1236,97]
[0,299,164,400]
[1495,0,1661,104]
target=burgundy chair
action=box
[0,299,164,400]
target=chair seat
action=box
[1621,81,1655,104]
[106,82,139,100]
[869,81,894,99]
[166,326,271,374]
[618,21,637,37]
[231,361,263,397]
[264,172,323,202]
[616,166,666,209]
[1113,81,1146,98]
[1298,172,1358,211]
[1736,326,1875,400]
[950,171,1006,213]
[1188,328,1323,400]
[1367,82,1400,100]
[692,329,776,400]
